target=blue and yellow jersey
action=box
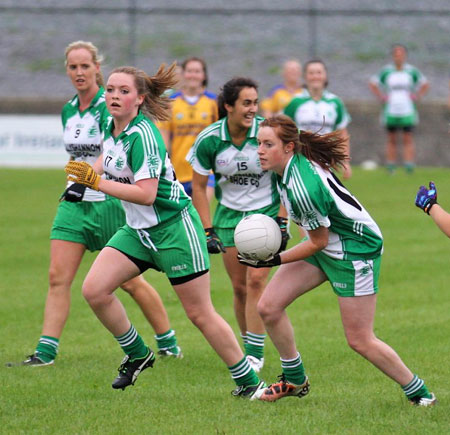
[260,85,307,115]
[159,91,218,183]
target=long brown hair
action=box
[110,64,178,121]
[65,40,104,87]
[260,115,348,170]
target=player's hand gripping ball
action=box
[234,214,282,261]
[65,161,101,191]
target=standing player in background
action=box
[15,41,181,367]
[284,59,352,179]
[415,181,450,237]
[260,59,306,118]
[188,77,289,373]
[63,65,265,398]
[240,115,435,407]
[159,57,218,200]
[369,44,429,174]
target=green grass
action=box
[1,167,449,434]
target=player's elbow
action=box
[141,194,156,206]
[311,234,328,251]
[133,190,156,206]
[315,239,328,251]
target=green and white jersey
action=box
[102,112,191,229]
[370,63,427,121]
[278,153,383,260]
[61,87,109,201]
[187,116,279,211]
[284,90,350,134]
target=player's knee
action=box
[257,298,275,323]
[185,308,207,329]
[246,278,265,296]
[48,266,71,291]
[82,279,103,307]
[81,280,93,303]
[120,280,136,296]
[345,334,371,355]
[120,275,146,296]
[233,284,246,303]
[184,304,214,330]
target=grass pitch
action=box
[1,167,449,434]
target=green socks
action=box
[229,357,260,387]
[244,331,265,360]
[240,333,248,347]
[404,162,415,173]
[36,327,150,364]
[281,352,306,385]
[115,325,148,360]
[155,329,180,355]
[402,375,432,400]
[35,336,59,363]
[386,163,396,174]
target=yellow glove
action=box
[64,161,101,191]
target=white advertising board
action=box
[0,115,67,168]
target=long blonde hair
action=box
[110,64,178,121]
[65,40,104,87]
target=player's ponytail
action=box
[298,129,348,170]
[110,64,178,122]
[260,115,348,171]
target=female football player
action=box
[369,44,429,173]
[239,115,435,406]
[284,59,352,179]
[260,58,305,118]
[159,56,218,199]
[188,77,289,372]
[19,41,181,367]
[64,65,265,398]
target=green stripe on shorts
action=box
[304,251,381,297]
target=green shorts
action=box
[213,202,280,247]
[384,113,416,129]
[304,251,381,297]
[106,205,209,281]
[51,198,125,252]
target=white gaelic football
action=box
[234,214,282,261]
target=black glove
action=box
[60,183,86,202]
[276,216,290,252]
[204,227,226,254]
[237,253,281,268]
[415,182,438,215]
